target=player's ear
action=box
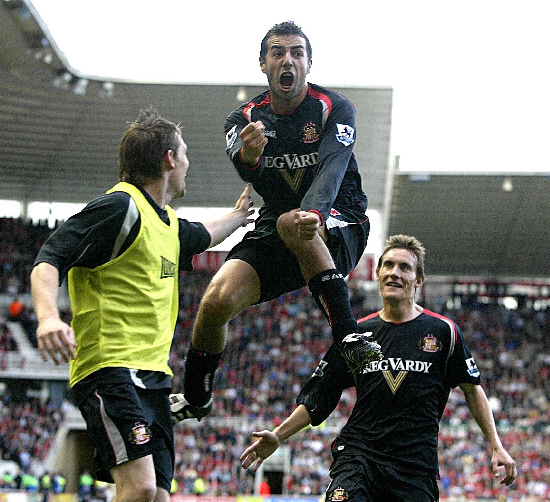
[259,57,266,74]
[164,150,176,171]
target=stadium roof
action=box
[388,172,550,280]
[1,1,549,281]
[0,0,392,211]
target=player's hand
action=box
[240,430,281,471]
[233,183,255,226]
[240,121,268,166]
[295,210,322,240]
[36,317,76,365]
[491,446,517,486]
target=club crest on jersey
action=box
[419,334,442,353]
[301,122,320,143]
[129,422,152,445]
[336,123,355,146]
[328,486,349,502]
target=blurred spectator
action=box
[78,470,94,502]
[1,470,16,490]
[1,319,18,354]
[259,477,271,495]
[21,471,39,492]
[93,480,112,502]
[40,471,52,502]
[52,471,67,493]
[193,475,207,496]
[8,297,25,320]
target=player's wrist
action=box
[239,148,260,168]
[307,209,324,226]
[272,427,285,444]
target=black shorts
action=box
[227,208,369,303]
[76,381,174,492]
[326,448,439,502]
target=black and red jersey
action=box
[297,309,481,477]
[33,186,210,280]
[225,83,368,235]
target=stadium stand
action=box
[0,219,549,500]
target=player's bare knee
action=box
[137,484,157,502]
[199,290,231,322]
[199,283,242,322]
[117,483,157,502]
[153,487,171,502]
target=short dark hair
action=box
[118,107,181,186]
[376,234,426,279]
[260,21,312,62]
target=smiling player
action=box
[240,234,517,502]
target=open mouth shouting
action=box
[280,72,294,91]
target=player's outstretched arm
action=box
[460,383,518,486]
[240,404,312,472]
[202,183,255,248]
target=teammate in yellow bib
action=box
[31,107,254,502]
[69,182,180,385]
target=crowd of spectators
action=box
[0,319,19,371]
[1,320,17,352]
[0,218,53,296]
[0,217,549,500]
[0,395,63,477]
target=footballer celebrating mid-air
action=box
[178,21,382,421]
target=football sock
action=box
[183,346,223,407]
[308,268,358,344]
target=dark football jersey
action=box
[297,309,481,477]
[225,83,368,236]
[34,186,210,278]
